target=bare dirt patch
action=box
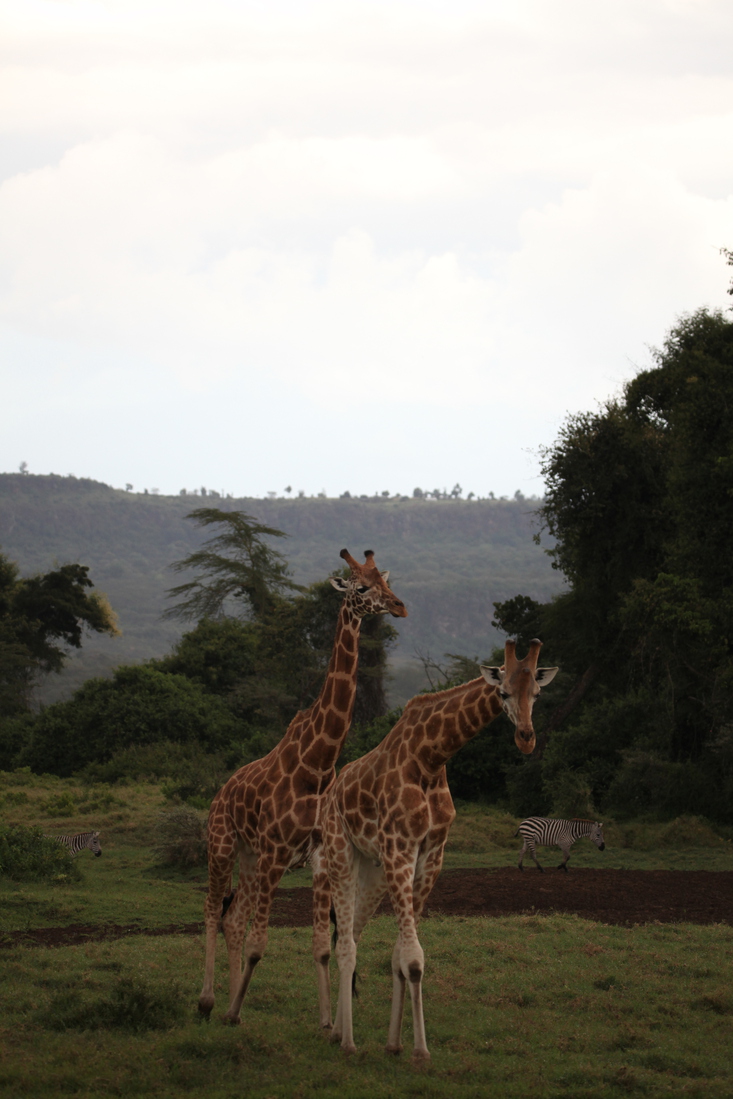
[4,869,732,949]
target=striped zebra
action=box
[47,831,102,858]
[516,817,604,872]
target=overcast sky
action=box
[2,0,732,500]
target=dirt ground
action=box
[4,868,733,949]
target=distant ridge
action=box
[0,473,563,705]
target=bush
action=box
[543,768,596,818]
[20,665,242,777]
[38,974,186,1032]
[0,824,81,882]
[154,806,207,869]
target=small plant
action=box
[42,792,77,816]
[38,974,186,1032]
[154,806,207,868]
[0,824,81,882]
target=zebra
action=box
[47,831,102,858]
[515,817,604,871]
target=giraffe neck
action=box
[396,677,504,775]
[290,600,363,772]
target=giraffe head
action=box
[480,639,558,755]
[329,548,408,618]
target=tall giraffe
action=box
[323,638,558,1060]
[198,549,407,1027]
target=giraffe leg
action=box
[310,845,333,1029]
[384,854,430,1062]
[224,852,286,1024]
[327,829,359,1053]
[198,846,237,1017]
[221,853,258,1006]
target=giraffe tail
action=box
[220,891,236,923]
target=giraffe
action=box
[198,548,407,1027]
[322,638,558,1060]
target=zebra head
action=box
[480,639,559,755]
[591,823,605,851]
[90,832,102,857]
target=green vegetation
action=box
[0,823,80,883]
[0,549,118,727]
[1,773,732,1096]
[0,917,732,1098]
[0,473,560,706]
[492,307,733,825]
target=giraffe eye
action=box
[356,585,369,594]
[499,690,509,700]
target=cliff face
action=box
[0,475,563,704]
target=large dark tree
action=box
[493,307,733,820]
[0,552,118,717]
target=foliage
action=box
[0,550,118,717]
[18,665,241,777]
[164,507,299,621]
[0,823,81,882]
[493,307,733,823]
[0,474,561,708]
[154,806,207,869]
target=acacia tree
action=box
[164,508,300,622]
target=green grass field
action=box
[1,771,733,1098]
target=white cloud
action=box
[1,0,732,495]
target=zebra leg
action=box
[518,840,528,870]
[557,843,571,871]
[528,842,543,872]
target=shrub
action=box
[20,665,241,777]
[0,824,81,882]
[154,806,207,869]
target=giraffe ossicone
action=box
[197,548,406,1027]
[322,638,558,1061]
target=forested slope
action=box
[0,474,561,703]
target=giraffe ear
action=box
[535,667,559,686]
[330,576,349,593]
[480,666,505,686]
[379,569,390,582]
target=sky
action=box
[2,0,732,500]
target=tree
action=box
[0,552,118,717]
[499,307,733,820]
[164,508,300,622]
[20,665,239,777]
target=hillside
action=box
[0,474,564,705]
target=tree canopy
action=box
[0,553,118,717]
[493,307,733,821]
[164,507,300,621]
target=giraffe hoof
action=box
[412,1049,431,1064]
[385,1043,403,1056]
[222,1013,242,1026]
[341,1042,357,1056]
[197,998,214,1017]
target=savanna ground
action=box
[1,771,733,1098]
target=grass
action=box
[0,916,732,1098]
[2,770,733,1096]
